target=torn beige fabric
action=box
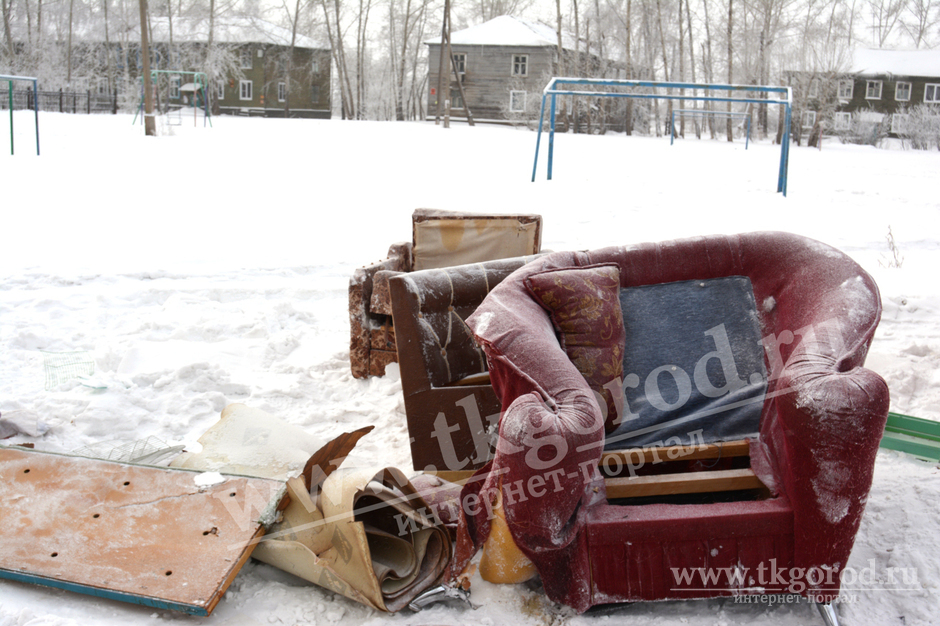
[413,217,540,271]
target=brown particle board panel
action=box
[0,447,287,615]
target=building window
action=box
[311,85,320,103]
[895,81,911,102]
[278,82,286,102]
[838,79,854,100]
[866,80,883,99]
[891,113,910,134]
[449,87,464,109]
[451,53,466,74]
[512,55,528,76]
[925,83,940,103]
[240,47,252,69]
[801,110,816,128]
[510,90,526,112]
[217,82,225,100]
[169,75,180,99]
[311,59,319,74]
[834,112,851,130]
[239,79,253,101]
[808,78,819,99]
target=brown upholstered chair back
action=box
[389,255,543,471]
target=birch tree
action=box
[726,0,734,141]
[902,0,938,46]
[866,0,907,46]
[1,0,14,66]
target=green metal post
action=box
[8,79,13,155]
[33,79,40,155]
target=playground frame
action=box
[531,78,792,196]
[2,74,40,155]
[670,108,751,149]
[134,70,211,127]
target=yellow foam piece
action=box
[479,487,537,584]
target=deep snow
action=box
[1,112,939,626]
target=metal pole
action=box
[8,79,13,155]
[745,114,750,150]
[670,109,675,145]
[202,74,209,127]
[783,103,791,196]
[33,78,40,155]
[547,93,557,181]
[532,94,547,182]
[778,103,791,196]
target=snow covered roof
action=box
[850,48,940,78]
[427,15,576,50]
[143,16,326,50]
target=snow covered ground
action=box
[1,112,939,626]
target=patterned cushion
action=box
[524,264,625,433]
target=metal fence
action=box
[0,88,118,114]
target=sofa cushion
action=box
[605,276,767,450]
[524,264,625,433]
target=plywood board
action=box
[600,439,751,469]
[0,447,287,615]
[605,468,764,500]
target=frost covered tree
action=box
[2,0,14,67]
[385,0,434,120]
[865,0,906,46]
[901,0,939,46]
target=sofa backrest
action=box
[389,256,541,391]
[411,209,542,272]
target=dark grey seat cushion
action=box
[604,276,767,451]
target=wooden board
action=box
[605,468,764,500]
[0,447,287,615]
[600,439,751,469]
[428,467,765,501]
[426,440,753,486]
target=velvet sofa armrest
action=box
[761,327,889,599]
[465,283,608,611]
[752,248,890,598]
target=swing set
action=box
[531,78,792,196]
[2,74,40,155]
[134,70,211,128]
[670,108,752,149]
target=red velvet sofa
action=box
[449,232,889,619]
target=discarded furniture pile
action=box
[1,230,893,626]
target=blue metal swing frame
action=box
[531,78,793,196]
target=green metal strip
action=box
[0,568,208,615]
[886,412,940,440]
[880,412,940,461]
